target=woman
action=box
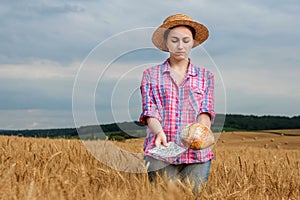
[139,14,215,192]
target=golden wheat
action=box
[0,132,299,199]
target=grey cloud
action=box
[0,79,73,110]
[33,3,85,15]
[227,88,300,117]
[1,0,299,65]
[0,109,74,130]
[2,1,85,17]
[0,1,100,64]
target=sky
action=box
[0,0,299,130]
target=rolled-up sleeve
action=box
[199,71,216,123]
[139,70,162,125]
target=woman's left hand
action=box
[197,113,211,129]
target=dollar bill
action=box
[148,142,187,158]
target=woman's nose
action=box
[177,41,183,49]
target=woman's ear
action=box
[165,39,172,52]
[192,40,196,47]
[165,43,170,52]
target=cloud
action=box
[0,1,99,64]
[0,60,78,110]
[0,60,77,79]
[0,109,74,129]
[222,67,300,116]
[1,0,299,64]
[29,122,39,128]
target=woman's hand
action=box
[146,117,168,147]
[155,131,168,147]
[197,113,211,129]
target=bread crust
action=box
[180,123,215,150]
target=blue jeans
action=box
[145,156,212,192]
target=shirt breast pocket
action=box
[188,88,205,112]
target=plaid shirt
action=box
[140,59,215,164]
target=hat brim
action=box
[152,20,209,52]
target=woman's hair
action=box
[163,25,196,40]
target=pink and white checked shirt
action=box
[140,59,215,164]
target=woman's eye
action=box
[183,39,191,43]
[171,39,178,43]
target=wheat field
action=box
[0,130,299,199]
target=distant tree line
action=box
[0,128,78,138]
[0,114,299,140]
[223,114,300,131]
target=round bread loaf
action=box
[180,123,215,150]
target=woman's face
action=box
[166,26,194,61]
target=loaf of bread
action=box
[180,123,215,150]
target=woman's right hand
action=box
[155,131,168,147]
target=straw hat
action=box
[152,14,209,52]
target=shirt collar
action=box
[163,58,197,76]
